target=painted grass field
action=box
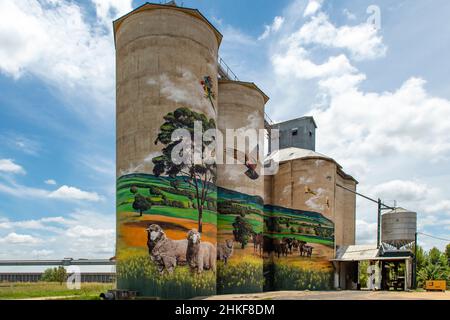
[0,282,113,300]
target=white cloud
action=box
[355,220,377,244]
[45,179,57,185]
[48,185,102,202]
[0,180,102,202]
[259,16,285,40]
[293,13,387,60]
[0,159,25,174]
[371,180,430,202]
[0,232,41,245]
[31,249,54,257]
[66,225,114,238]
[313,77,450,172]
[91,0,132,28]
[0,0,131,119]
[0,133,41,156]
[0,210,115,258]
[426,200,450,213]
[304,0,323,17]
[272,45,357,80]
[343,8,356,21]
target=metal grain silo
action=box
[114,3,222,299]
[382,208,417,249]
[216,80,268,294]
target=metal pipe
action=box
[413,231,418,289]
[336,183,395,210]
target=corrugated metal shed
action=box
[334,245,380,261]
[333,245,414,262]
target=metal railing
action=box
[217,56,274,132]
[218,57,239,81]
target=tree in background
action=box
[152,107,216,233]
[416,246,449,288]
[130,186,151,217]
[232,214,254,249]
[41,266,67,285]
[445,244,450,262]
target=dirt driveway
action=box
[206,290,450,300]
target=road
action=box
[206,290,450,300]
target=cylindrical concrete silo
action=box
[263,150,337,291]
[114,3,222,299]
[216,80,268,294]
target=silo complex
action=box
[114,2,358,298]
[216,80,268,294]
[114,3,221,299]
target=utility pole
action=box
[336,184,395,250]
[413,231,418,289]
[377,199,382,249]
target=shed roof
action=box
[334,245,380,261]
[333,245,413,262]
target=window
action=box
[292,128,298,136]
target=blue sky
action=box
[0,0,449,259]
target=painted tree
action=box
[232,215,254,249]
[130,186,151,217]
[152,107,216,233]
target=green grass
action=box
[218,213,263,233]
[117,174,218,225]
[269,233,334,247]
[0,282,113,300]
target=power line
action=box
[417,232,450,242]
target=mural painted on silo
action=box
[217,187,264,294]
[215,81,266,294]
[263,204,335,291]
[116,106,218,299]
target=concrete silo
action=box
[114,3,222,299]
[216,80,268,294]
[264,145,356,291]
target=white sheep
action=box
[146,224,188,274]
[186,229,216,273]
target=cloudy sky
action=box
[0,0,449,259]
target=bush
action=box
[41,266,67,284]
[149,186,162,196]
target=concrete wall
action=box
[270,117,316,152]
[216,80,267,294]
[335,173,357,246]
[271,158,336,221]
[217,80,266,199]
